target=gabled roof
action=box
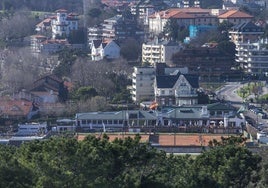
[156,73,180,88]
[156,73,199,89]
[218,10,253,19]
[92,40,103,48]
[184,74,199,88]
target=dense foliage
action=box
[0,135,264,188]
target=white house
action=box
[51,9,79,39]
[155,73,199,106]
[90,40,120,61]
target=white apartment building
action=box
[235,39,268,76]
[131,66,155,103]
[51,9,79,39]
[142,40,182,65]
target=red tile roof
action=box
[0,97,32,117]
[149,8,212,19]
[218,10,253,19]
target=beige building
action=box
[218,9,253,24]
[148,8,217,34]
[228,21,264,44]
[142,39,182,65]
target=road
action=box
[216,82,268,131]
[216,82,243,104]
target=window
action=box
[161,90,165,95]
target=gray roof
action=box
[230,21,263,33]
[76,110,157,120]
[156,73,199,89]
[163,107,209,119]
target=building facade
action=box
[218,9,253,24]
[148,8,217,34]
[142,39,182,65]
[235,40,268,76]
[131,66,155,103]
[90,40,120,61]
[51,9,79,39]
[229,21,264,44]
[155,73,199,106]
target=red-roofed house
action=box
[35,9,79,39]
[30,35,70,55]
[218,10,253,24]
[90,40,120,61]
[0,97,38,120]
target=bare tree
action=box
[0,48,44,93]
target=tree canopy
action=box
[0,135,265,187]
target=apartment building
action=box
[235,39,268,76]
[229,21,264,44]
[131,66,155,103]
[142,39,182,65]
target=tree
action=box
[193,136,262,187]
[163,19,180,41]
[75,86,98,101]
[120,38,141,61]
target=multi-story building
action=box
[51,9,79,39]
[155,72,199,106]
[142,39,182,65]
[131,64,189,103]
[131,66,156,103]
[235,40,268,77]
[228,21,264,44]
[130,2,156,26]
[88,14,144,45]
[30,35,70,55]
[218,9,253,24]
[148,8,217,34]
[31,35,70,55]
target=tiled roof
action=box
[218,10,253,19]
[0,98,32,117]
[149,8,212,19]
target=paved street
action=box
[216,82,243,104]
